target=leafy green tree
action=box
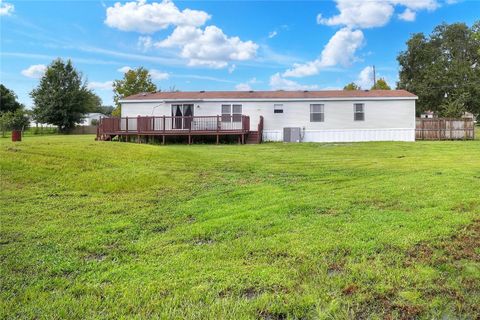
[371,78,391,90]
[85,91,103,113]
[0,84,24,113]
[397,22,480,117]
[0,109,30,137]
[344,82,360,90]
[112,67,157,116]
[31,59,93,132]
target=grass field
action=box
[1,135,479,319]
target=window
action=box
[354,103,365,121]
[274,104,284,114]
[221,104,242,122]
[310,104,324,122]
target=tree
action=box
[31,59,93,132]
[397,22,480,117]
[371,78,391,90]
[112,67,157,116]
[0,84,24,113]
[344,82,360,90]
[85,91,103,113]
[0,109,30,137]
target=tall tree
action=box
[112,67,157,116]
[31,59,93,132]
[397,22,480,117]
[0,84,24,113]
[344,82,360,90]
[371,78,391,90]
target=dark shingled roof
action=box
[122,90,417,101]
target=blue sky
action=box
[1,0,478,107]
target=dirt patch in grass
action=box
[406,219,480,264]
[353,220,480,319]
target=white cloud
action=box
[398,8,416,21]
[283,28,364,77]
[117,66,132,73]
[88,81,114,90]
[269,73,319,91]
[235,77,260,91]
[0,0,14,16]
[150,69,169,80]
[235,83,252,91]
[105,1,258,69]
[317,0,394,29]
[317,0,439,28]
[21,64,47,78]
[356,66,374,89]
[228,64,236,74]
[104,0,210,34]
[137,36,153,51]
[157,25,258,68]
[268,31,278,39]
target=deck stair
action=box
[246,131,260,144]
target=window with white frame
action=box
[274,104,284,114]
[221,104,242,122]
[310,104,324,122]
[354,103,365,121]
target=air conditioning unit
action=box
[283,127,302,142]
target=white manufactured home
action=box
[97,90,417,143]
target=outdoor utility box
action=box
[283,127,301,142]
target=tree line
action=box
[343,21,480,118]
[0,60,159,133]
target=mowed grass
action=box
[0,135,479,319]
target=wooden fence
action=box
[416,118,475,140]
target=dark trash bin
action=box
[12,130,22,142]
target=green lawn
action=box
[1,135,479,319]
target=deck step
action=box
[246,131,260,144]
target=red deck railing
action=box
[97,115,250,136]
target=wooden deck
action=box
[96,115,263,144]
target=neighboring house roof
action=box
[121,90,417,101]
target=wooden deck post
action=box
[163,116,166,133]
[162,135,165,145]
[241,134,245,144]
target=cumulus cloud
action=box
[0,0,14,16]
[235,83,252,91]
[317,0,439,28]
[21,64,47,78]
[283,28,364,77]
[317,0,394,29]
[150,69,169,80]
[269,73,319,91]
[356,66,374,89]
[117,66,132,73]
[105,1,258,69]
[398,8,416,21]
[235,77,260,91]
[156,25,258,68]
[88,81,114,90]
[104,0,210,34]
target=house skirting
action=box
[263,128,415,142]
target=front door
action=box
[172,104,194,129]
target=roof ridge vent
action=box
[303,90,309,92]
[199,90,205,93]
[141,92,148,96]
[364,89,370,92]
[249,90,254,93]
